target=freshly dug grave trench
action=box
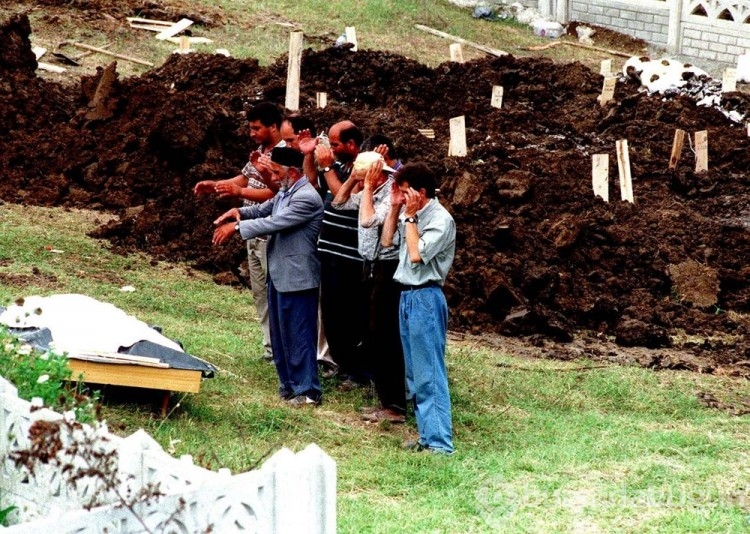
[3,13,750,376]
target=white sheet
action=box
[0,294,184,355]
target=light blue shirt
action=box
[392,198,456,286]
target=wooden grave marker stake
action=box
[448,116,467,157]
[600,59,612,77]
[722,68,737,93]
[695,130,708,173]
[179,36,190,53]
[316,92,327,109]
[747,122,750,137]
[668,129,686,170]
[285,31,304,112]
[599,77,616,107]
[491,86,504,109]
[592,154,609,202]
[616,139,634,203]
[345,26,358,51]
[450,43,464,63]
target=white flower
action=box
[36,374,50,384]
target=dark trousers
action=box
[320,254,369,382]
[365,259,406,413]
[268,279,321,400]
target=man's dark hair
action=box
[361,134,397,160]
[395,162,436,198]
[284,115,317,137]
[339,124,363,147]
[248,102,283,128]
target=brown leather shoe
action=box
[361,408,405,424]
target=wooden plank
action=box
[285,31,304,111]
[448,116,467,157]
[69,359,201,393]
[600,59,612,76]
[599,77,616,106]
[126,17,174,26]
[155,18,194,41]
[415,24,508,58]
[695,130,708,173]
[37,61,66,73]
[722,68,737,93]
[316,92,327,109]
[592,154,609,202]
[616,139,634,203]
[69,42,154,67]
[449,43,464,63]
[345,26,358,51]
[129,22,170,32]
[418,128,435,139]
[668,129,685,170]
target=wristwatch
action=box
[322,166,332,173]
[404,216,418,224]
[234,223,240,232]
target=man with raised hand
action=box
[213,147,324,406]
[195,102,285,363]
[381,163,457,454]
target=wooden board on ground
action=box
[155,18,194,41]
[165,36,213,45]
[418,128,435,139]
[68,41,154,67]
[415,24,508,58]
[126,17,173,26]
[37,62,66,73]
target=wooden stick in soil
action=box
[491,86,503,109]
[68,42,154,66]
[616,139,634,203]
[694,130,708,173]
[415,24,508,57]
[448,116,467,157]
[592,154,609,202]
[450,43,464,63]
[285,31,304,112]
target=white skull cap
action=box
[353,151,396,173]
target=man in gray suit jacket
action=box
[213,147,325,406]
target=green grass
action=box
[2,204,750,532]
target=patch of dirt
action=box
[3,13,750,379]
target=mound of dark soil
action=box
[3,14,750,373]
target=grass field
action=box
[2,1,750,532]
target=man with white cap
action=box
[213,147,324,406]
[332,151,407,423]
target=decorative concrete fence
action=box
[0,377,336,533]
[533,0,750,66]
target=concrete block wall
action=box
[569,0,670,47]
[681,16,750,64]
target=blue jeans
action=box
[268,280,321,401]
[399,286,454,453]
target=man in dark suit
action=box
[213,147,325,406]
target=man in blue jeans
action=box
[381,162,456,454]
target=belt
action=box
[399,281,440,291]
